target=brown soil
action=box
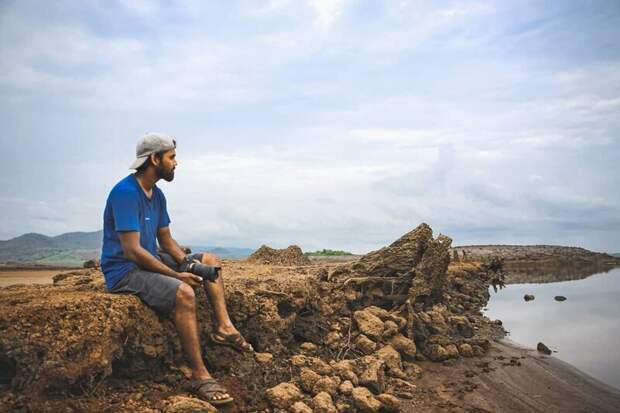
[0,270,74,288]
[247,245,311,266]
[407,339,620,412]
[1,224,618,412]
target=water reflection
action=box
[504,260,618,284]
[486,267,620,390]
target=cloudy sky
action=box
[1,0,619,253]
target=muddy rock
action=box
[355,334,377,354]
[331,360,359,385]
[382,320,400,338]
[427,344,449,361]
[299,367,322,392]
[376,393,400,412]
[389,334,417,360]
[339,380,354,395]
[537,342,552,355]
[290,401,314,413]
[82,259,100,269]
[312,376,341,396]
[248,245,311,266]
[351,387,382,413]
[325,331,342,349]
[458,343,474,357]
[300,342,318,353]
[375,345,402,372]
[164,396,217,413]
[266,382,303,409]
[254,352,274,364]
[336,401,352,412]
[449,315,474,338]
[313,391,338,413]
[358,356,386,394]
[353,310,385,340]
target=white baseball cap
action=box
[129,132,176,169]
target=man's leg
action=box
[200,253,238,336]
[173,283,231,401]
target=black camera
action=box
[180,256,220,283]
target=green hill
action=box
[0,231,103,265]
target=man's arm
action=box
[118,231,201,286]
[157,226,187,264]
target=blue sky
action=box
[1,0,619,253]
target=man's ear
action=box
[150,153,160,167]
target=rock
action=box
[537,342,552,355]
[254,352,273,364]
[554,296,567,302]
[355,334,377,354]
[426,310,450,335]
[335,401,352,412]
[376,393,400,412]
[325,331,342,349]
[266,382,303,409]
[449,315,474,338]
[403,362,423,377]
[292,355,333,375]
[248,245,311,265]
[312,376,340,396]
[331,360,359,385]
[364,306,390,320]
[389,334,417,360]
[524,294,535,302]
[458,343,474,357]
[313,391,338,413]
[299,367,322,392]
[382,320,399,338]
[290,401,314,413]
[375,345,402,371]
[83,259,100,269]
[164,396,217,413]
[300,342,318,353]
[445,344,459,358]
[354,310,385,340]
[358,356,385,394]
[427,344,449,361]
[351,387,382,413]
[339,380,354,395]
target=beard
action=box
[155,164,175,182]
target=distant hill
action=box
[189,246,254,259]
[0,231,103,266]
[612,253,620,258]
[0,230,254,265]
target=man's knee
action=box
[176,283,196,308]
[201,252,221,267]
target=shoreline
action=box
[409,338,620,412]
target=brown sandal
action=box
[184,378,234,406]
[210,331,254,353]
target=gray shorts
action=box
[109,252,204,316]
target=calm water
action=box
[486,267,620,390]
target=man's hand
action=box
[176,272,203,287]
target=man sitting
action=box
[100,133,251,406]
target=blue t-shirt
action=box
[100,174,171,289]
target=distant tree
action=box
[452,250,460,262]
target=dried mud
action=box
[1,224,511,412]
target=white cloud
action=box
[307,0,348,29]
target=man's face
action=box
[155,149,177,182]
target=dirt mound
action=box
[0,224,505,412]
[248,244,311,266]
